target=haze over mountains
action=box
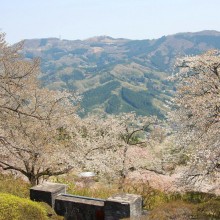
[22,30,220,117]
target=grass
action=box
[0,173,30,198]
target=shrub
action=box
[197,199,220,219]
[122,181,168,210]
[181,191,216,203]
[145,201,196,220]
[0,193,48,220]
[145,199,220,220]
[0,174,30,198]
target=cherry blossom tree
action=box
[0,33,81,185]
[170,50,220,187]
[77,113,164,187]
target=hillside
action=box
[22,30,220,117]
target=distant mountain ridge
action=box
[22,30,220,117]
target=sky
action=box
[1,0,220,44]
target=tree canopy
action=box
[0,33,81,185]
[170,50,220,187]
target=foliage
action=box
[0,193,48,220]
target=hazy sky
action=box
[1,0,220,44]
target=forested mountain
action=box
[22,30,220,117]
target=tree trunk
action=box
[118,145,128,191]
[28,173,39,186]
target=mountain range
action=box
[22,30,220,117]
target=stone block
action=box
[104,193,142,220]
[30,182,66,208]
[55,194,105,220]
